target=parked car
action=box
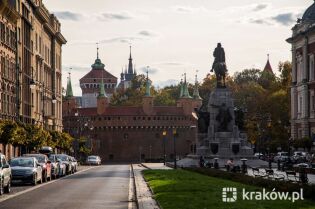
[55,154,72,175]
[39,146,53,155]
[291,152,305,163]
[254,153,264,159]
[48,154,60,179]
[274,152,289,162]
[0,153,11,195]
[69,157,78,173]
[10,157,42,185]
[24,154,52,182]
[86,156,101,165]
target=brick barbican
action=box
[63,50,202,162]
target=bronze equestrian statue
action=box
[211,43,227,88]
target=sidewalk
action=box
[141,163,172,170]
[132,164,160,209]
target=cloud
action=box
[54,11,82,21]
[173,6,207,14]
[69,30,158,45]
[156,62,186,66]
[138,30,156,37]
[98,12,133,21]
[154,79,179,88]
[252,4,269,12]
[249,18,272,25]
[99,36,144,44]
[248,12,300,26]
[139,66,159,75]
[272,13,296,26]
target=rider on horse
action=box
[211,43,227,87]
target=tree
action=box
[58,132,74,152]
[234,69,261,85]
[0,120,26,155]
[24,125,47,151]
[111,74,149,106]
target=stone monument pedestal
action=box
[197,87,253,159]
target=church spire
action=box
[263,53,274,74]
[97,42,99,59]
[128,45,134,74]
[179,78,184,98]
[98,72,107,98]
[145,67,151,97]
[91,44,105,70]
[193,71,202,100]
[182,73,192,98]
[65,72,74,98]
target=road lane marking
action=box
[0,166,96,203]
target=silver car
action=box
[0,154,11,195]
[86,156,101,165]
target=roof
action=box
[302,1,315,22]
[80,69,117,82]
[263,59,273,74]
[75,106,185,116]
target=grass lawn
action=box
[143,169,315,209]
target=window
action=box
[35,33,38,51]
[310,54,314,81]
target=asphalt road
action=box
[0,164,131,209]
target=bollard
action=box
[214,158,219,169]
[299,164,308,184]
[241,158,248,174]
[277,159,281,171]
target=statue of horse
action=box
[211,62,227,88]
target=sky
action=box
[43,0,311,96]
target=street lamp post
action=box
[162,130,167,165]
[173,128,177,169]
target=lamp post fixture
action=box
[30,75,57,129]
[162,130,167,165]
[255,112,271,157]
[173,128,177,169]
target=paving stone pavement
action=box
[132,164,161,209]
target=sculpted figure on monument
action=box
[194,108,210,133]
[211,43,228,88]
[215,103,232,131]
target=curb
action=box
[129,164,138,209]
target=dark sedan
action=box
[23,154,52,182]
[10,157,42,185]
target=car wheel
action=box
[0,179,4,195]
[4,178,11,193]
[33,174,37,186]
[43,172,47,182]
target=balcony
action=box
[0,0,20,23]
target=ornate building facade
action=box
[63,70,201,162]
[23,0,66,131]
[287,1,315,143]
[0,0,19,121]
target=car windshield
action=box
[56,155,68,161]
[26,155,45,163]
[10,158,34,167]
[88,156,97,160]
[48,155,56,162]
